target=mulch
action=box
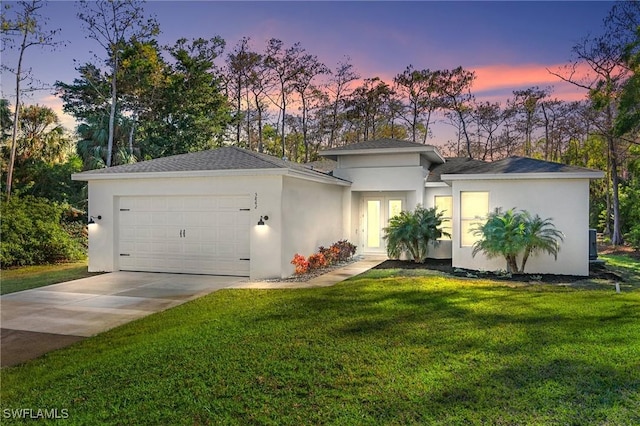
[373,257,625,284]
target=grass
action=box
[1,271,639,425]
[0,262,102,295]
[600,253,640,283]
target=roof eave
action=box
[72,167,351,186]
[320,146,445,164]
[440,171,605,182]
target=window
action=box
[460,191,489,246]
[434,195,452,240]
[389,199,403,219]
[367,200,381,248]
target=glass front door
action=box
[362,196,405,254]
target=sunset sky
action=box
[1,1,615,139]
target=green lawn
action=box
[1,272,638,425]
[600,253,640,283]
[0,262,101,295]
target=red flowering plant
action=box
[307,252,328,270]
[290,254,309,275]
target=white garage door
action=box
[118,195,251,276]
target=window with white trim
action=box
[434,195,452,240]
[460,191,489,246]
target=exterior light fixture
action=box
[257,215,269,226]
[88,215,102,225]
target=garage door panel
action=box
[118,195,250,276]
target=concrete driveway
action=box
[1,272,244,367]
[1,257,384,368]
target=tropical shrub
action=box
[471,208,564,273]
[307,253,328,270]
[331,240,357,262]
[291,240,357,276]
[318,240,357,264]
[383,205,446,263]
[290,254,309,275]
[318,245,340,264]
[1,196,86,267]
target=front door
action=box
[362,196,405,254]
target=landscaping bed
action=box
[374,257,626,284]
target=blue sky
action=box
[1,1,615,133]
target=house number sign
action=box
[254,192,258,209]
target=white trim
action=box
[72,168,351,186]
[425,181,449,188]
[321,146,445,163]
[441,171,604,181]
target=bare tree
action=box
[508,87,548,157]
[1,0,61,199]
[437,67,476,158]
[292,53,328,161]
[264,39,305,158]
[325,58,359,148]
[77,0,158,167]
[394,65,441,143]
[472,101,505,160]
[549,32,629,244]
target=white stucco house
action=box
[73,139,604,279]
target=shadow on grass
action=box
[253,278,640,422]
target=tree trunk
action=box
[606,103,623,245]
[245,87,251,150]
[610,136,624,245]
[128,118,135,156]
[107,53,118,168]
[5,26,29,200]
[281,91,286,159]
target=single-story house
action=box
[73,138,604,279]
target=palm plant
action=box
[384,206,446,263]
[472,208,527,273]
[521,212,565,272]
[472,208,564,273]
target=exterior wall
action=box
[332,156,429,257]
[450,178,591,276]
[338,153,421,168]
[423,185,454,259]
[333,166,427,199]
[281,176,348,277]
[86,175,285,280]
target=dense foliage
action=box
[0,196,86,267]
[383,206,447,263]
[471,208,564,274]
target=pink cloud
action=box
[470,63,593,102]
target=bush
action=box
[291,254,309,275]
[318,240,357,265]
[1,196,86,267]
[332,240,357,262]
[308,253,328,270]
[383,206,445,263]
[471,208,564,273]
[625,225,640,251]
[291,240,357,276]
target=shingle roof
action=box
[76,146,330,176]
[304,158,337,173]
[443,156,600,175]
[427,157,486,182]
[322,138,435,151]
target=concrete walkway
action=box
[1,257,384,367]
